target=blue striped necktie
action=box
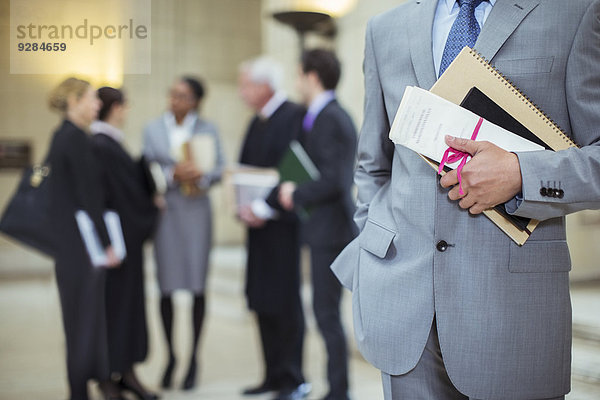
[438,0,485,77]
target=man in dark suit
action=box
[275,49,358,400]
[237,56,310,400]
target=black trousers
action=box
[311,245,349,398]
[257,296,305,390]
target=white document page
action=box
[389,87,544,169]
[75,210,126,268]
[189,134,216,172]
[232,172,279,208]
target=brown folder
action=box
[425,47,577,245]
[180,141,202,196]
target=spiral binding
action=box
[468,48,578,149]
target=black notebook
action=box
[457,86,550,233]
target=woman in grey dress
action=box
[142,77,225,391]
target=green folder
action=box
[277,140,320,219]
[278,140,320,184]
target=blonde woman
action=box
[46,77,122,400]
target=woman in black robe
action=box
[46,78,122,400]
[90,87,159,400]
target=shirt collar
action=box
[260,91,287,119]
[307,90,336,118]
[444,0,495,13]
[90,120,125,143]
[163,111,198,131]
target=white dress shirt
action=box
[164,111,198,155]
[432,0,496,77]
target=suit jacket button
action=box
[558,189,564,198]
[540,187,547,196]
[436,240,448,252]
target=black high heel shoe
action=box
[182,359,198,390]
[161,356,176,389]
[117,376,159,400]
[99,380,126,400]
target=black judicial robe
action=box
[46,120,111,396]
[91,132,158,373]
[239,101,304,315]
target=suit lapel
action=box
[408,0,438,90]
[190,117,204,136]
[159,117,176,163]
[475,0,540,61]
[306,100,336,146]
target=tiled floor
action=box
[0,246,599,400]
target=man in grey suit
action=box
[330,0,600,399]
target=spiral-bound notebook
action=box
[425,47,577,245]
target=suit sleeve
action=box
[510,1,600,221]
[293,116,354,209]
[67,131,111,248]
[352,19,395,232]
[142,122,177,189]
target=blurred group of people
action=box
[43,48,357,400]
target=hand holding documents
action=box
[176,134,216,196]
[75,210,126,268]
[276,141,320,217]
[389,86,544,168]
[278,141,320,184]
[225,142,320,219]
[391,47,576,245]
[223,166,279,214]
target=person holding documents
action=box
[45,77,121,400]
[274,49,357,400]
[330,0,600,399]
[91,87,159,400]
[237,57,309,400]
[143,76,225,390]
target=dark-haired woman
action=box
[142,77,225,390]
[46,78,122,400]
[90,87,159,400]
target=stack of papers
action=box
[223,165,279,213]
[389,86,545,166]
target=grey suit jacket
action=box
[142,114,225,293]
[330,1,600,398]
